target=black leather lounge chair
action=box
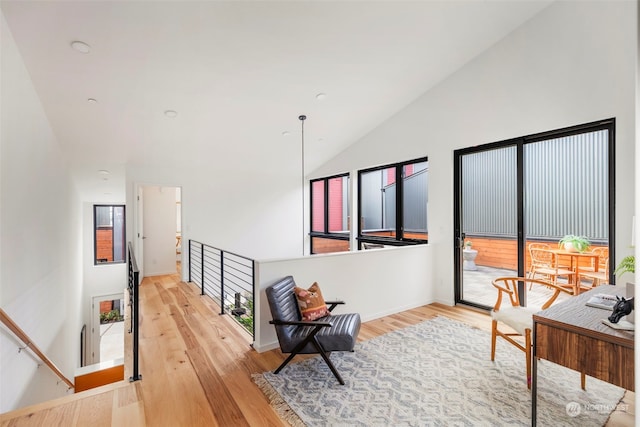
[265,276,361,385]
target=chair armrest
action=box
[325,301,345,312]
[492,282,513,295]
[543,282,575,295]
[492,281,515,311]
[539,282,575,309]
[270,319,332,328]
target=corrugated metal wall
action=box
[361,170,384,230]
[462,147,517,237]
[363,166,428,233]
[462,130,609,241]
[384,185,396,229]
[402,169,428,232]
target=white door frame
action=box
[134,184,145,279]
[91,292,125,365]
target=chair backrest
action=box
[265,276,301,346]
[529,243,550,266]
[591,247,609,272]
[529,243,550,250]
[492,276,571,311]
[530,247,557,267]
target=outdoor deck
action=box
[462,265,578,308]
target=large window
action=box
[358,157,428,247]
[94,205,126,264]
[310,174,350,254]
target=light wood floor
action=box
[0,273,633,426]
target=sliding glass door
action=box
[455,145,518,307]
[454,120,614,309]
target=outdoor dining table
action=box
[548,248,600,294]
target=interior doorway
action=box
[92,293,125,364]
[140,186,182,278]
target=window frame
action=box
[93,204,126,265]
[309,173,351,254]
[357,156,428,249]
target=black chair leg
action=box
[273,335,346,385]
[273,327,322,375]
[316,347,344,385]
[274,352,298,374]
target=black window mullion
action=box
[110,206,115,262]
[357,170,363,250]
[324,178,330,233]
[396,165,403,240]
[516,142,525,306]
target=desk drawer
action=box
[535,323,634,391]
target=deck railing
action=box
[188,240,255,337]
[127,242,141,381]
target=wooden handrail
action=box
[0,308,74,389]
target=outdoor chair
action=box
[527,247,575,291]
[265,276,361,385]
[527,243,550,286]
[578,247,610,289]
[490,277,585,390]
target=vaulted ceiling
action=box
[1,1,551,200]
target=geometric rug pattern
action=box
[254,316,624,426]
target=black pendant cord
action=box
[299,115,307,256]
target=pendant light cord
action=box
[299,115,307,256]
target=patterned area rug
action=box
[254,316,624,426]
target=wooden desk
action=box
[531,285,634,425]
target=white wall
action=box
[0,12,83,412]
[126,146,306,271]
[312,1,637,304]
[254,245,433,352]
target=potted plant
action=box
[614,255,635,278]
[464,240,472,249]
[558,235,590,253]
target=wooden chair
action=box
[490,277,585,390]
[528,243,572,277]
[265,276,361,385]
[578,248,609,289]
[527,243,550,285]
[528,247,576,291]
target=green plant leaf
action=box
[614,255,635,277]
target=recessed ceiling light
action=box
[71,40,91,54]
[87,98,97,104]
[98,169,110,175]
[282,131,291,137]
[164,110,178,118]
[316,93,327,101]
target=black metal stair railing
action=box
[188,239,255,338]
[127,242,141,382]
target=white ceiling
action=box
[1,0,551,201]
